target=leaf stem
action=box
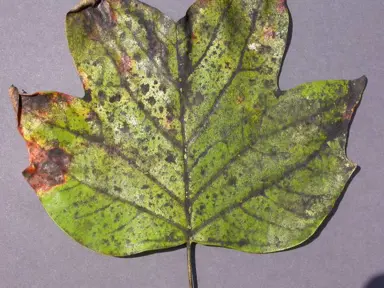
[187,242,197,288]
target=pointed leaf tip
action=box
[349,75,368,109]
[8,85,20,115]
[352,75,368,93]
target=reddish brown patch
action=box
[101,0,119,25]
[263,27,276,41]
[164,113,175,129]
[343,106,356,120]
[88,27,102,42]
[236,95,245,104]
[79,71,90,90]
[106,1,118,24]
[60,93,75,104]
[24,165,37,175]
[277,0,287,13]
[118,54,133,74]
[111,9,118,24]
[23,142,71,195]
[27,142,48,164]
[192,32,198,41]
[343,97,360,121]
[343,112,352,120]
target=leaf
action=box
[10,0,366,286]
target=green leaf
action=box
[10,0,366,286]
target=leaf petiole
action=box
[187,242,197,288]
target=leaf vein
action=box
[191,2,233,71]
[108,211,143,235]
[240,206,296,231]
[187,8,260,145]
[37,119,183,206]
[102,49,184,151]
[190,93,349,203]
[191,136,334,235]
[70,174,188,233]
[75,202,113,219]
[83,10,183,151]
[114,6,179,87]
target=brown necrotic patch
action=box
[118,54,133,74]
[23,142,72,195]
[277,0,287,13]
[20,92,74,117]
[263,26,276,41]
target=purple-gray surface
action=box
[0,1,383,287]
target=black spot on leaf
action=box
[48,148,71,172]
[98,91,106,104]
[166,114,174,122]
[165,154,176,164]
[238,239,249,246]
[228,176,237,186]
[141,84,150,95]
[144,125,151,132]
[83,89,92,102]
[138,101,145,110]
[109,94,121,103]
[147,96,156,105]
[133,53,141,61]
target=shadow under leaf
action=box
[364,274,384,288]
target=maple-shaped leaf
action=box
[10,0,366,287]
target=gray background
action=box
[0,0,383,287]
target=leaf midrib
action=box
[175,18,193,238]
[174,6,260,240]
